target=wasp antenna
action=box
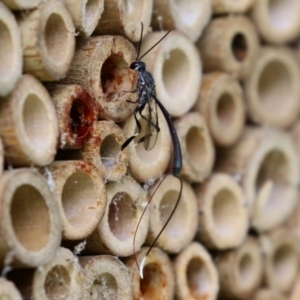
[136,22,144,61]
[138,30,171,61]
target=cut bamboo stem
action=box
[62,35,138,122]
[43,161,106,240]
[0,278,22,300]
[251,0,300,43]
[123,108,172,184]
[47,84,98,149]
[151,0,212,42]
[290,272,300,300]
[195,173,249,250]
[175,112,215,183]
[18,0,75,81]
[146,175,198,254]
[126,247,175,300]
[252,288,286,300]
[197,15,259,79]
[8,247,82,300]
[0,2,22,97]
[215,237,263,299]
[244,46,300,128]
[0,75,59,167]
[260,230,299,294]
[215,127,299,232]
[2,0,41,10]
[139,31,201,117]
[64,0,104,37]
[93,0,153,42]
[174,242,219,300]
[85,176,149,257]
[211,0,254,14]
[196,72,245,146]
[79,121,129,182]
[0,169,62,267]
[79,255,132,299]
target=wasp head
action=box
[130,61,146,72]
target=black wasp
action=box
[121,24,183,276]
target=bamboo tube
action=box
[215,127,299,232]
[8,247,82,300]
[195,173,249,250]
[0,2,22,97]
[47,84,98,149]
[123,108,172,184]
[0,138,4,179]
[251,0,300,44]
[197,15,259,79]
[215,237,263,299]
[64,0,104,37]
[79,255,132,299]
[244,46,300,128]
[93,0,153,42]
[18,0,75,81]
[211,0,254,14]
[174,242,219,300]
[126,247,175,300]
[43,161,106,240]
[286,195,300,241]
[2,0,41,10]
[78,121,129,182]
[260,230,299,294]
[139,31,201,117]
[146,175,198,254]
[196,72,245,146]
[175,112,215,183]
[290,272,300,300]
[151,0,211,42]
[252,289,286,300]
[0,278,22,300]
[0,168,62,267]
[62,36,138,122]
[0,75,59,167]
[85,176,149,257]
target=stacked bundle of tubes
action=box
[1,0,300,299]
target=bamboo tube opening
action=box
[186,126,206,167]
[44,265,71,299]
[108,192,136,241]
[91,272,118,299]
[216,93,236,127]
[273,244,298,288]
[239,253,255,287]
[231,33,247,62]
[0,20,13,78]
[140,263,165,299]
[187,257,212,298]
[162,49,190,99]
[100,134,122,169]
[11,185,51,251]
[62,171,98,228]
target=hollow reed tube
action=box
[64,0,104,37]
[195,173,249,250]
[93,0,153,42]
[43,161,106,240]
[79,255,133,299]
[146,175,198,254]
[0,75,59,167]
[151,0,212,42]
[211,0,254,14]
[2,0,41,9]
[197,15,259,79]
[244,46,300,128]
[0,2,22,97]
[196,72,245,146]
[126,247,175,300]
[139,30,201,117]
[8,247,82,300]
[174,112,215,183]
[174,242,219,300]
[18,0,75,81]
[0,168,62,267]
[0,278,22,300]
[85,176,149,257]
[215,237,263,299]
[47,84,98,149]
